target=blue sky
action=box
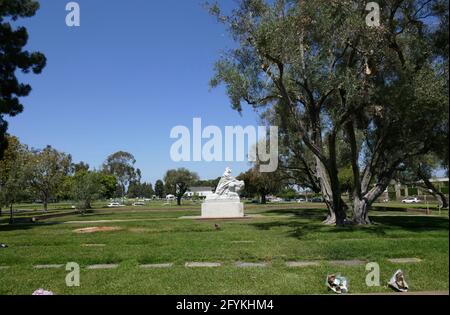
[9,0,261,183]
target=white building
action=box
[185,187,214,199]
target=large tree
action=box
[0,135,28,221]
[210,0,448,225]
[102,151,138,199]
[0,0,46,159]
[24,146,72,211]
[238,167,283,203]
[164,168,199,206]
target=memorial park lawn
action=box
[0,202,448,295]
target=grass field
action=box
[0,203,448,295]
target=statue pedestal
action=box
[201,199,244,218]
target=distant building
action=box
[380,177,449,202]
[185,187,214,199]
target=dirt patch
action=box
[73,226,123,234]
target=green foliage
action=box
[97,173,117,199]
[164,168,199,205]
[128,181,154,199]
[209,0,449,223]
[0,0,46,158]
[69,171,101,211]
[102,151,137,198]
[194,178,221,191]
[23,146,72,211]
[0,135,28,217]
[278,187,298,201]
[154,180,165,199]
[388,191,397,201]
[338,165,354,194]
[238,167,283,203]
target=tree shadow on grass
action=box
[0,211,112,232]
[250,213,449,240]
[262,208,328,220]
[0,222,61,233]
[371,216,449,233]
[250,220,387,239]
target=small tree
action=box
[70,171,102,213]
[154,180,165,199]
[164,168,199,206]
[238,168,282,204]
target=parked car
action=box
[166,195,176,201]
[132,202,145,206]
[311,197,324,203]
[402,197,421,204]
[107,202,124,208]
[296,198,306,203]
[270,198,284,203]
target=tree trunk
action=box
[80,200,92,214]
[316,158,346,225]
[352,181,389,225]
[261,194,267,204]
[177,196,182,206]
[418,172,449,209]
[434,192,449,209]
[9,203,13,224]
[352,197,371,225]
[0,206,2,216]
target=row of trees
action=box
[210,0,449,225]
[0,136,117,218]
[0,136,163,220]
[0,135,222,216]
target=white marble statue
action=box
[201,167,245,218]
[206,167,245,201]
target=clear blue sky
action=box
[9,0,261,183]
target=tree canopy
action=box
[102,151,138,198]
[210,0,449,225]
[164,168,199,205]
[0,0,46,158]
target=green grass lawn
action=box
[0,204,448,295]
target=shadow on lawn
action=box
[251,210,449,240]
[0,222,61,232]
[262,208,328,220]
[0,211,114,231]
[372,216,449,232]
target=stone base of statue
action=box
[201,199,244,219]
[201,167,245,219]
